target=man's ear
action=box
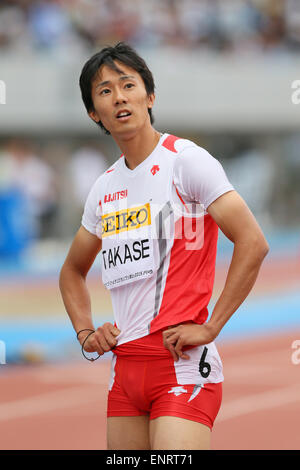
[147,93,155,109]
[88,110,100,123]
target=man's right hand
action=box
[78,323,121,356]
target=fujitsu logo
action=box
[104,189,128,204]
[151,165,160,175]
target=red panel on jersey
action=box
[149,214,219,333]
[162,135,180,153]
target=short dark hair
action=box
[79,42,155,135]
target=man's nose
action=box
[114,87,127,104]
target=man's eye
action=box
[100,89,110,95]
[125,83,134,89]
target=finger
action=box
[174,338,187,359]
[97,335,112,352]
[163,328,178,339]
[95,327,115,352]
[112,326,121,336]
[167,343,179,362]
[180,353,190,360]
[90,330,110,353]
[103,323,121,337]
[163,331,180,347]
[105,324,122,346]
[84,344,104,356]
[163,333,180,362]
[102,329,118,348]
[106,336,118,349]
[100,325,120,349]
[83,336,104,355]
[163,329,191,360]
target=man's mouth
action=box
[116,110,132,121]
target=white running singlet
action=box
[82,134,234,350]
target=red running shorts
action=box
[107,331,223,430]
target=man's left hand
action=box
[162,323,217,362]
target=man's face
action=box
[89,61,155,138]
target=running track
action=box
[0,330,299,450]
[0,243,299,450]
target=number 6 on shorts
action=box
[199,346,211,378]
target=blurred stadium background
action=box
[0,0,299,450]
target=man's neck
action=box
[114,125,161,170]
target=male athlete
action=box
[59,42,269,450]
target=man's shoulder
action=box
[161,133,199,155]
[163,135,213,169]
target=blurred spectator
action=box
[281,134,300,222]
[28,0,72,50]
[69,143,109,208]
[0,0,28,51]
[0,139,59,239]
[285,0,300,50]
[255,0,286,51]
[225,146,275,228]
[0,0,297,56]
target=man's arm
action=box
[205,190,269,335]
[59,226,120,355]
[163,190,269,361]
